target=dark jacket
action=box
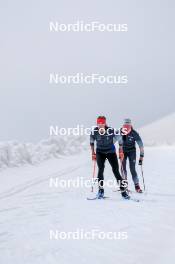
[90,126,121,154]
[121,128,144,156]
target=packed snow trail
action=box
[0,147,175,264]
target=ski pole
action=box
[91,160,96,192]
[140,165,146,192]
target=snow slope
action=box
[0,147,175,264]
[138,112,175,146]
[1,112,174,170]
[0,135,88,169]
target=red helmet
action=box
[97,116,106,125]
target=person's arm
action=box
[118,135,124,161]
[90,131,96,160]
[134,130,144,164]
[90,144,95,155]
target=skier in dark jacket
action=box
[90,116,130,199]
[119,118,144,193]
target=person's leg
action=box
[96,152,106,192]
[107,152,128,191]
[121,152,128,180]
[128,151,139,185]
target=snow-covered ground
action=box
[0,146,175,264]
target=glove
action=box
[119,151,124,161]
[92,152,96,161]
[138,156,143,165]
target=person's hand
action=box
[92,152,96,161]
[138,156,143,165]
[119,151,124,161]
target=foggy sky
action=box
[0,0,175,142]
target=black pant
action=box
[96,152,127,191]
[122,150,139,185]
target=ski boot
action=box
[121,190,130,200]
[135,184,143,193]
[97,189,104,199]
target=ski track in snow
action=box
[0,148,175,264]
